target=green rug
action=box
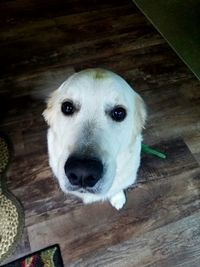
[0,131,24,264]
[133,0,200,80]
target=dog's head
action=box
[43,69,146,196]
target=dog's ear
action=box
[134,93,147,134]
[42,90,59,126]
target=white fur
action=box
[43,68,146,209]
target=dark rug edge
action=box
[1,244,64,267]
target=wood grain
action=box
[70,211,200,267]
[27,167,200,265]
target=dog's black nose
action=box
[64,156,103,188]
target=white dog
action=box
[43,68,146,210]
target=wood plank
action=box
[0,3,146,76]
[70,211,200,267]
[184,131,200,165]
[0,5,141,41]
[137,138,200,183]
[27,166,200,265]
[0,23,164,77]
[0,0,131,26]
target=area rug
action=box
[1,245,64,267]
[0,131,24,264]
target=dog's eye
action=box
[110,106,127,122]
[61,101,75,116]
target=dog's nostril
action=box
[87,175,96,181]
[84,175,97,187]
[68,173,80,186]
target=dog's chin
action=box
[65,185,105,195]
[67,186,97,194]
[62,178,113,196]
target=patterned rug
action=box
[1,245,64,267]
[0,131,24,264]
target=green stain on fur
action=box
[93,69,107,80]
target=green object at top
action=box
[142,144,166,159]
[132,0,200,80]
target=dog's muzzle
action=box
[64,156,103,189]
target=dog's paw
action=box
[110,191,126,210]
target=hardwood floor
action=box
[0,0,200,266]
